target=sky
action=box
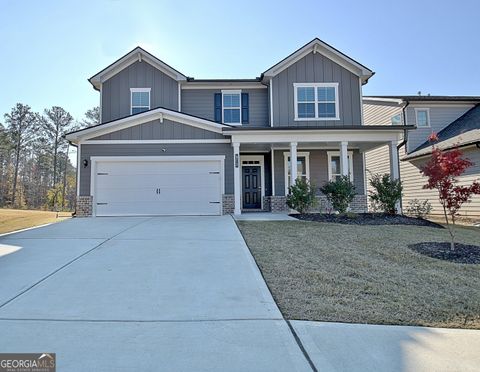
[1,0,479,123]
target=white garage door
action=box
[92,157,223,216]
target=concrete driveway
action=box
[0,216,311,371]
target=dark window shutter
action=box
[241,93,249,124]
[214,93,222,123]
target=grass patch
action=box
[0,209,71,234]
[237,220,480,329]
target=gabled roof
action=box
[261,38,374,84]
[65,106,229,143]
[88,47,188,91]
[403,105,480,160]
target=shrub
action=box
[286,178,318,214]
[369,173,403,214]
[320,176,356,214]
[405,199,432,218]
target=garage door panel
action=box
[94,159,223,216]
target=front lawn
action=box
[237,220,480,329]
[0,209,71,234]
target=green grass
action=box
[237,220,480,329]
[0,209,71,234]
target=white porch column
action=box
[389,140,401,213]
[340,141,349,177]
[389,140,400,180]
[233,142,241,215]
[290,142,298,188]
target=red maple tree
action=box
[421,134,480,249]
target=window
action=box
[327,151,353,182]
[284,152,310,194]
[222,90,241,124]
[391,113,402,125]
[294,83,339,120]
[415,108,430,127]
[130,88,151,114]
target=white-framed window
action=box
[391,113,402,125]
[284,152,310,194]
[327,151,353,182]
[293,83,339,121]
[415,108,430,127]
[222,90,241,124]
[130,88,151,115]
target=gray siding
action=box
[181,89,269,127]
[405,105,474,152]
[273,149,365,196]
[79,143,233,196]
[90,119,225,140]
[102,61,179,123]
[272,52,362,127]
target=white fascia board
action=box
[263,40,373,81]
[362,97,405,105]
[182,82,267,90]
[65,108,227,143]
[90,48,187,89]
[227,129,404,144]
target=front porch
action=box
[223,127,405,215]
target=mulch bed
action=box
[291,213,444,228]
[409,242,480,264]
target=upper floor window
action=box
[130,88,151,115]
[294,83,339,121]
[415,108,430,127]
[391,113,402,125]
[222,90,241,124]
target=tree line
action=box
[0,105,99,211]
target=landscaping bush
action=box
[286,178,317,214]
[320,176,356,214]
[369,173,403,214]
[405,199,432,218]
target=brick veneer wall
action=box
[266,196,289,212]
[222,194,235,215]
[266,195,368,213]
[76,196,93,217]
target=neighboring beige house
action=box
[364,96,480,221]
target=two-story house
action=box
[66,38,408,217]
[364,96,480,220]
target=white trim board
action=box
[240,155,265,210]
[66,107,229,143]
[327,151,354,181]
[84,139,231,145]
[293,82,340,121]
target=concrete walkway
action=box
[291,321,480,372]
[0,216,311,371]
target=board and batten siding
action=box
[102,60,179,123]
[79,143,234,196]
[400,146,480,219]
[181,89,269,127]
[272,52,362,127]
[90,119,225,140]
[273,149,365,196]
[405,105,474,152]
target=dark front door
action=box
[242,166,261,209]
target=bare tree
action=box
[4,104,38,206]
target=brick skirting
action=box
[264,194,368,213]
[76,196,93,217]
[222,194,235,215]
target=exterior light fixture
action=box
[83,159,89,168]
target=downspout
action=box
[396,100,409,212]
